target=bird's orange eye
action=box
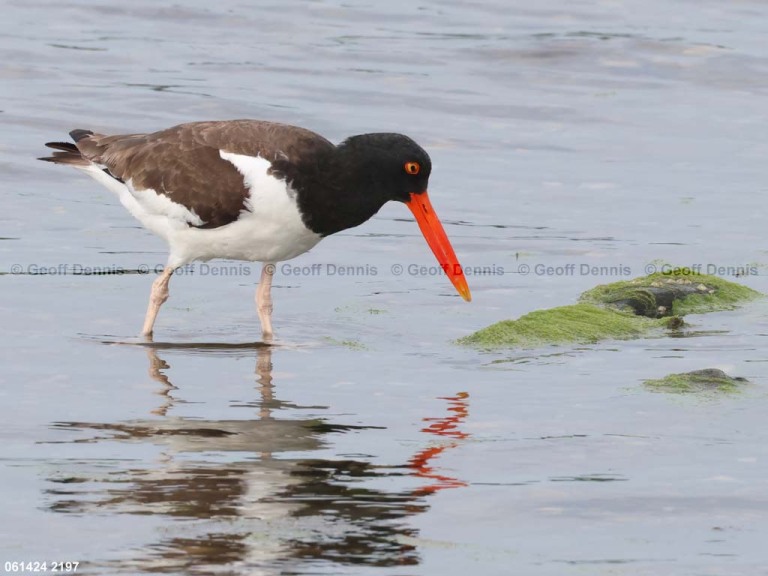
[404,161,420,175]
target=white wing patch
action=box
[128,179,205,227]
[78,165,196,239]
[78,165,204,238]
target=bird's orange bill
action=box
[405,191,472,302]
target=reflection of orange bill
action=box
[405,192,471,301]
[409,393,470,495]
[409,444,468,495]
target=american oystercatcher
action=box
[40,120,471,338]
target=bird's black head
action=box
[297,131,471,301]
[336,132,470,301]
[337,132,432,203]
[296,132,433,237]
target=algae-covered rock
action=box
[461,269,760,348]
[458,303,666,348]
[580,272,760,317]
[643,369,748,394]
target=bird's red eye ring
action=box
[404,161,420,175]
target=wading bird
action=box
[41,120,471,339]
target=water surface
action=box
[2,1,768,574]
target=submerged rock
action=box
[461,269,760,348]
[580,272,760,318]
[643,369,748,394]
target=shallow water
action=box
[2,0,768,574]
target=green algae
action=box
[458,303,665,348]
[643,369,748,394]
[461,269,760,348]
[322,336,368,350]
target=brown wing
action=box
[69,120,335,229]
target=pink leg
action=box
[256,263,274,340]
[142,266,174,338]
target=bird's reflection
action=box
[45,344,469,573]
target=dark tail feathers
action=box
[39,129,93,166]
